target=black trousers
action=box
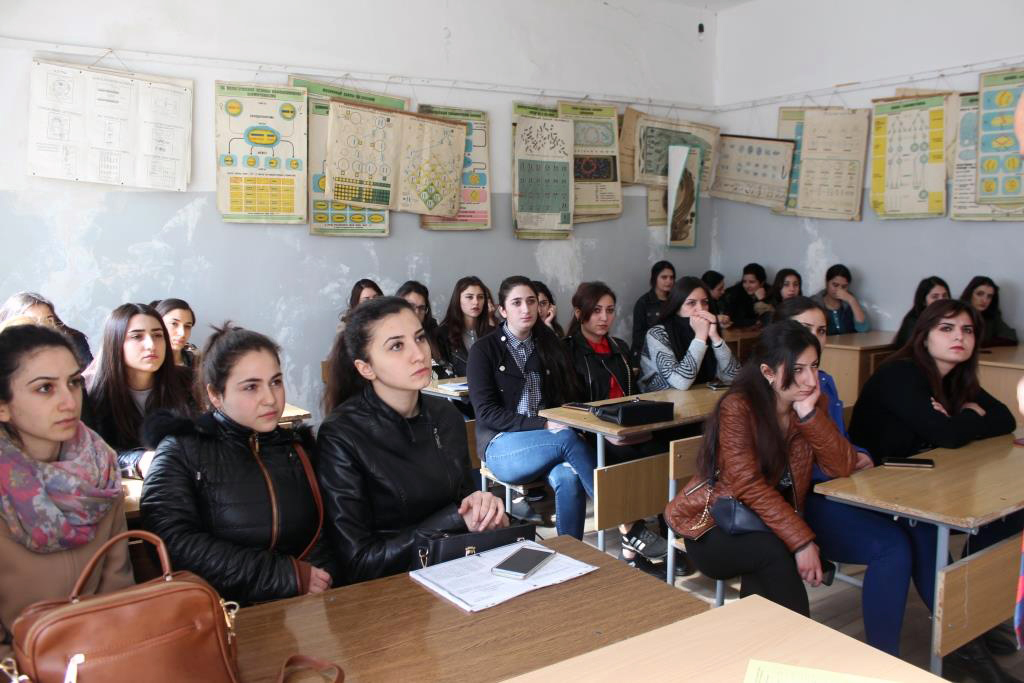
[685,526,809,616]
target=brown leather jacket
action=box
[666,392,856,552]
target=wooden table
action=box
[280,403,313,426]
[540,386,720,556]
[978,346,1024,426]
[235,536,706,683]
[721,326,761,362]
[815,432,1024,675]
[820,331,897,405]
[421,377,470,402]
[507,595,942,682]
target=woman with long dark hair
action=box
[722,263,771,329]
[666,321,858,615]
[532,280,564,338]
[811,264,870,335]
[435,276,494,377]
[640,276,740,391]
[960,275,1017,347]
[769,268,803,306]
[338,278,383,332]
[893,276,949,348]
[395,280,447,377]
[151,298,198,370]
[468,276,595,539]
[86,303,194,478]
[701,270,730,327]
[631,261,675,359]
[319,297,506,583]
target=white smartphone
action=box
[490,547,557,580]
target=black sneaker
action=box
[621,522,668,560]
[507,498,543,524]
[620,551,665,579]
[523,487,546,503]
[673,548,696,577]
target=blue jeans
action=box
[485,429,596,539]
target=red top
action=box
[586,337,624,399]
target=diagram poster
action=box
[418,105,491,230]
[289,76,408,237]
[647,187,668,226]
[27,60,192,191]
[666,145,699,248]
[513,112,574,237]
[556,101,622,218]
[215,82,307,224]
[952,93,1024,220]
[511,103,570,240]
[869,95,948,219]
[773,107,845,216]
[634,113,719,192]
[795,108,870,221]
[976,68,1024,205]
[619,107,643,184]
[710,134,794,210]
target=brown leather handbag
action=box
[9,530,240,683]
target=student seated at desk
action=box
[0,291,93,367]
[396,280,448,378]
[319,297,506,584]
[811,264,870,335]
[533,280,565,338]
[141,323,332,604]
[436,276,494,377]
[0,325,133,656]
[631,260,676,360]
[666,321,858,616]
[960,275,1018,347]
[893,276,949,348]
[337,278,383,334]
[769,268,802,307]
[639,276,740,392]
[722,263,771,329]
[152,298,199,373]
[86,303,195,479]
[701,270,730,328]
[468,276,595,539]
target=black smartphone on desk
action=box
[882,457,935,468]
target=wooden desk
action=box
[820,331,896,405]
[722,326,761,362]
[978,346,1024,426]
[235,536,706,683]
[540,387,719,551]
[421,377,470,402]
[507,595,941,682]
[815,433,1024,675]
[280,403,312,426]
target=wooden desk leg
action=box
[596,435,606,552]
[931,525,951,676]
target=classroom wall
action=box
[707,0,1024,333]
[0,0,718,419]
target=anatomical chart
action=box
[215,82,307,223]
[666,145,700,248]
[556,101,622,218]
[952,93,1024,220]
[976,68,1024,205]
[290,76,409,237]
[795,108,870,221]
[513,112,574,236]
[869,95,948,219]
[710,135,794,210]
[418,105,491,230]
[634,112,719,192]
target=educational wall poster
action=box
[325,103,466,217]
[619,107,643,184]
[666,145,700,248]
[976,68,1024,205]
[418,105,491,231]
[647,187,668,226]
[634,113,719,192]
[795,108,870,221]
[869,95,949,219]
[710,134,794,210]
[952,93,1024,221]
[513,110,574,238]
[556,101,622,217]
[27,60,192,191]
[289,76,409,237]
[511,103,571,240]
[215,82,307,224]
[773,107,842,215]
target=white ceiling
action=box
[663,0,756,11]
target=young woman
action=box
[532,280,565,338]
[631,261,676,359]
[770,269,803,305]
[319,297,506,584]
[0,325,133,655]
[338,278,383,332]
[0,292,93,366]
[436,276,494,377]
[395,280,447,377]
[86,303,194,478]
[666,321,858,615]
[702,270,731,328]
[960,275,1018,347]
[152,298,198,370]
[722,263,771,329]
[893,276,949,348]
[467,276,595,539]
[640,277,740,391]
[811,264,870,335]
[141,324,331,604]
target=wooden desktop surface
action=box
[235,536,706,683]
[978,346,1024,370]
[721,326,761,342]
[280,403,312,423]
[815,432,1024,529]
[421,377,470,399]
[506,595,941,682]
[823,330,898,351]
[539,386,721,437]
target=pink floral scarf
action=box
[0,422,122,553]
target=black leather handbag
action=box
[414,524,536,568]
[566,398,675,426]
[709,496,770,534]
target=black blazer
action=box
[564,332,636,402]
[631,290,663,360]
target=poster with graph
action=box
[418,105,491,230]
[976,68,1024,205]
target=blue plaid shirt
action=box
[503,323,542,417]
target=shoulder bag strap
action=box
[293,443,324,561]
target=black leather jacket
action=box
[140,410,329,605]
[317,386,476,585]
[564,332,636,402]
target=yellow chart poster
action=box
[215,82,307,224]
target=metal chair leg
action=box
[714,580,725,607]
